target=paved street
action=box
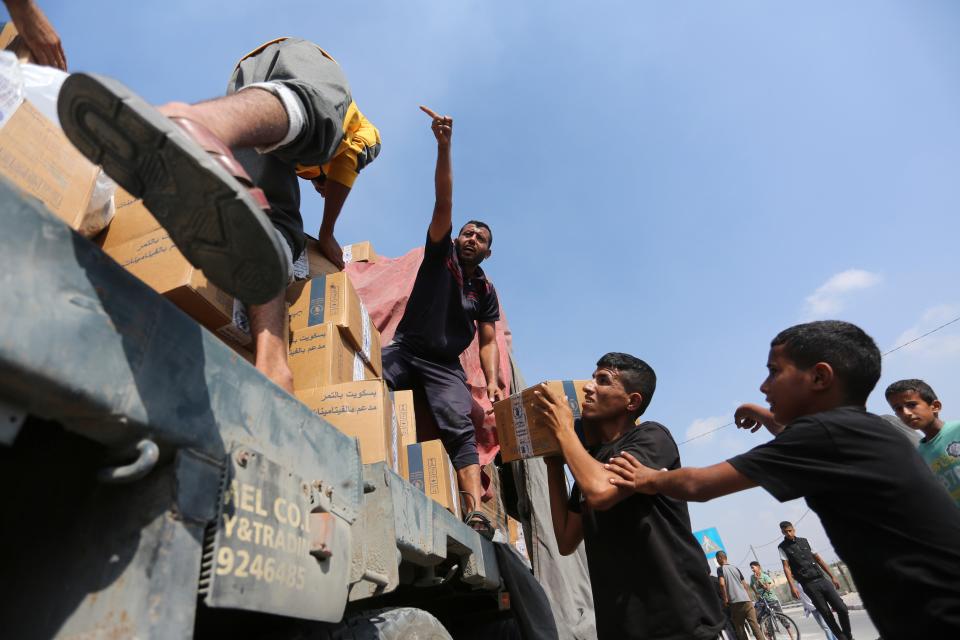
[791,606,878,639]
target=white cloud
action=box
[684,415,731,446]
[803,269,882,319]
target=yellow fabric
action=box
[237,39,379,188]
[296,102,381,188]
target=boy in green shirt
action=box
[886,378,960,507]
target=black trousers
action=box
[381,343,479,469]
[803,577,851,640]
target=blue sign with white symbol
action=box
[693,527,726,559]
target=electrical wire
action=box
[679,314,960,447]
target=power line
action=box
[679,421,734,445]
[882,314,960,357]
[679,315,960,448]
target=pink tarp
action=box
[346,247,511,467]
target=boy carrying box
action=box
[604,321,960,639]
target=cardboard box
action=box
[479,463,508,534]
[493,380,589,462]
[406,439,461,519]
[287,273,382,375]
[296,381,401,474]
[104,228,251,349]
[343,240,376,264]
[390,390,417,479]
[507,516,529,562]
[292,234,341,279]
[0,22,31,62]
[96,186,161,250]
[288,324,375,391]
[0,100,98,229]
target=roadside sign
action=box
[693,527,726,559]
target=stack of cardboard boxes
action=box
[285,251,460,519]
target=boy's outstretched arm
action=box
[735,403,785,435]
[605,452,757,502]
[420,105,454,243]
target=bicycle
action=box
[753,597,801,640]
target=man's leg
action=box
[743,602,765,640]
[157,88,288,149]
[820,580,851,639]
[804,579,847,640]
[58,74,291,304]
[728,602,749,640]
[412,356,482,516]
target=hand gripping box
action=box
[405,440,461,519]
[286,273,382,375]
[288,324,376,392]
[493,380,589,463]
[296,381,401,474]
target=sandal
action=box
[57,72,288,305]
[464,510,496,541]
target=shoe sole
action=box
[57,72,287,305]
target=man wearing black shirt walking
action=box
[778,521,850,640]
[534,352,724,639]
[382,107,501,531]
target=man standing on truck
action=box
[534,353,724,639]
[381,107,501,536]
[58,38,380,392]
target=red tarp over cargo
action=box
[346,246,510,467]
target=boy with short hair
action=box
[536,352,724,639]
[885,378,960,507]
[748,561,779,610]
[604,320,960,639]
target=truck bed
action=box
[0,179,500,639]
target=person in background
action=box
[748,561,780,612]
[885,378,960,507]
[715,551,764,640]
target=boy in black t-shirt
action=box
[535,353,724,640]
[605,320,960,639]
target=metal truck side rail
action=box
[0,180,499,639]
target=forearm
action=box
[782,562,796,588]
[319,180,351,236]
[479,338,498,388]
[426,144,452,242]
[545,459,577,554]
[640,462,756,502]
[556,429,616,505]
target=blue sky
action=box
[26,1,960,571]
